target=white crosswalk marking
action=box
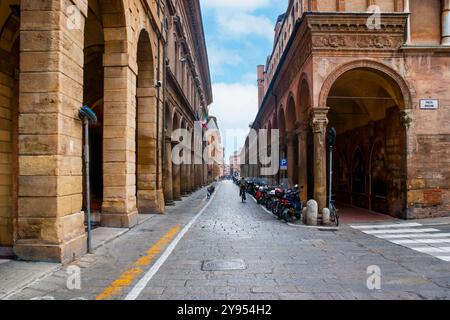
[351,222,450,262]
[351,223,423,229]
[363,228,439,234]
[376,233,450,239]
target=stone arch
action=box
[286,95,297,132]
[0,1,20,255]
[83,0,106,215]
[323,61,408,217]
[172,112,182,200]
[136,29,158,214]
[318,60,412,110]
[297,75,311,122]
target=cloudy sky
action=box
[202,0,288,162]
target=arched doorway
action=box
[0,1,20,256]
[325,66,408,218]
[82,0,105,224]
[136,29,157,214]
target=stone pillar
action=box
[311,108,329,210]
[172,161,181,201]
[186,163,191,194]
[15,1,88,262]
[442,0,450,45]
[163,137,174,205]
[297,126,308,203]
[101,66,138,226]
[180,164,187,195]
[286,133,296,187]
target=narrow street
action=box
[5,181,450,300]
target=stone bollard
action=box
[306,200,318,226]
[322,208,331,226]
[302,207,308,225]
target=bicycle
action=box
[329,200,339,226]
[240,186,247,203]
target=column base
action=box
[14,233,87,263]
[165,200,175,206]
[101,211,138,228]
[137,189,165,214]
[0,246,14,259]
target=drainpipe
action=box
[79,106,98,254]
[156,29,162,191]
[442,0,450,45]
[162,26,168,190]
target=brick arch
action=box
[285,94,297,132]
[296,73,312,122]
[136,28,160,214]
[318,59,412,110]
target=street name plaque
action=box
[420,99,439,110]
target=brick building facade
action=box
[0,0,212,262]
[244,0,450,220]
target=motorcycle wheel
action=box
[282,209,291,223]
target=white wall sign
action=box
[420,99,439,110]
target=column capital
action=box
[310,107,329,134]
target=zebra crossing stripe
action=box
[436,256,450,262]
[351,222,450,262]
[392,239,450,245]
[410,247,450,253]
[363,228,440,234]
[350,223,422,229]
[376,233,450,239]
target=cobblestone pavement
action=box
[5,181,450,300]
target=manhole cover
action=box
[201,259,247,271]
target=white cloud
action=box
[209,82,258,160]
[217,13,274,42]
[202,0,272,11]
[208,45,243,76]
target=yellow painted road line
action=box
[95,225,181,300]
[125,184,220,300]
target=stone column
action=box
[15,1,88,262]
[101,66,138,227]
[297,125,308,203]
[163,137,174,205]
[180,163,187,195]
[186,162,191,194]
[172,155,181,201]
[442,0,450,45]
[311,108,329,210]
[286,133,296,187]
[404,0,412,44]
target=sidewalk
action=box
[0,187,208,300]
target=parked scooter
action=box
[280,186,304,222]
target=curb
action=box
[252,195,340,231]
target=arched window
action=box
[352,147,365,194]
